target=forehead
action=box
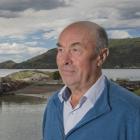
[58,25,96,46]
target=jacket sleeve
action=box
[134,108,140,140]
[42,103,48,140]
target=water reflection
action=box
[0,95,47,140]
[0,94,46,105]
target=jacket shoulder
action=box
[47,90,60,105]
[108,80,140,110]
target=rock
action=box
[116,79,140,91]
[0,77,29,95]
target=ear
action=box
[96,48,109,67]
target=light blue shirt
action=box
[58,74,106,134]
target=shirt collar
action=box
[58,85,70,102]
[58,74,106,106]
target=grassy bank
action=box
[0,70,139,97]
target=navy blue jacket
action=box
[43,78,140,140]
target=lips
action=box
[62,69,74,73]
[60,68,75,75]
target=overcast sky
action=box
[0,0,139,63]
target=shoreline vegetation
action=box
[0,70,63,98]
[0,70,140,97]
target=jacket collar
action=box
[53,77,111,138]
[66,77,111,137]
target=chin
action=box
[62,79,76,87]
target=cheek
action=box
[77,58,97,73]
[75,56,91,67]
[56,55,61,66]
[74,60,89,75]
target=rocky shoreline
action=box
[0,70,140,96]
[115,79,140,92]
[0,79,29,95]
[0,78,140,96]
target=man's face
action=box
[56,26,100,89]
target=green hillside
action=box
[0,38,139,69]
[15,48,57,69]
[0,60,17,68]
[104,38,140,68]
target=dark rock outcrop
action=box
[0,77,29,95]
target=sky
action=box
[0,0,139,63]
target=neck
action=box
[70,94,82,108]
[69,73,102,108]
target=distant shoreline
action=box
[0,69,140,96]
[0,69,140,81]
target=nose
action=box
[57,50,73,66]
[63,52,72,65]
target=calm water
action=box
[0,95,46,140]
[102,69,140,81]
[0,69,140,140]
[0,69,140,81]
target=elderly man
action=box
[43,21,140,140]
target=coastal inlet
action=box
[0,69,140,140]
[0,70,64,96]
[0,69,140,96]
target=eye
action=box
[71,47,82,55]
[57,47,63,53]
[72,48,79,52]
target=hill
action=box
[103,38,140,68]
[15,48,57,69]
[0,38,139,69]
[0,60,17,68]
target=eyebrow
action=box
[56,43,61,47]
[56,42,82,48]
[71,42,82,47]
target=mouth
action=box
[60,68,75,76]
